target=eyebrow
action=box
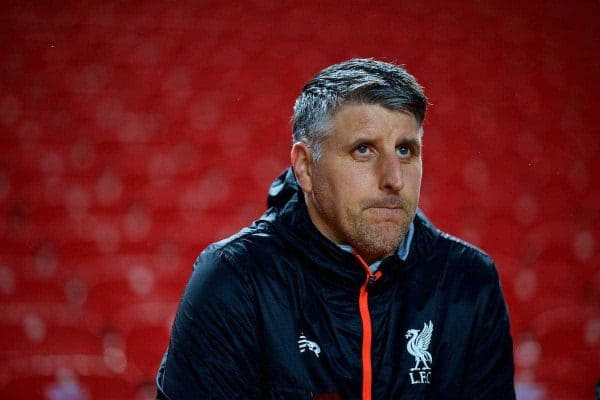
[400,137,422,150]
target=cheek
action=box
[406,165,423,189]
[315,160,355,193]
[313,159,373,211]
[316,170,359,212]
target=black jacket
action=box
[156,168,515,399]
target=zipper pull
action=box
[368,270,383,284]
[352,250,383,285]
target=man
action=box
[156,59,515,399]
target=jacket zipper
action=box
[353,251,377,400]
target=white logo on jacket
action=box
[298,333,321,357]
[405,320,433,384]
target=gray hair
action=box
[292,58,427,159]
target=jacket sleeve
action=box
[156,248,261,400]
[462,264,516,399]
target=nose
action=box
[378,154,404,192]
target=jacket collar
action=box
[338,222,413,273]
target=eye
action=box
[396,146,411,158]
[356,145,369,154]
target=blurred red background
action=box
[0,1,598,399]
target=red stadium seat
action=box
[125,325,171,379]
[0,375,55,400]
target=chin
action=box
[348,220,409,261]
[354,235,402,262]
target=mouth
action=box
[366,206,404,221]
[363,197,408,222]
[368,202,404,211]
[364,197,406,211]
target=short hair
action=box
[292,58,427,159]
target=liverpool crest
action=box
[405,320,433,384]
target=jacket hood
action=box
[267,167,300,210]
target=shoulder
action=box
[188,219,288,293]
[440,231,496,270]
[199,218,285,270]
[414,211,499,286]
[176,225,276,325]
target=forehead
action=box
[328,103,420,142]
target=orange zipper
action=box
[353,251,377,400]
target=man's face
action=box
[303,103,422,264]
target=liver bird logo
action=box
[405,321,433,371]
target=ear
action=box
[291,142,313,193]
